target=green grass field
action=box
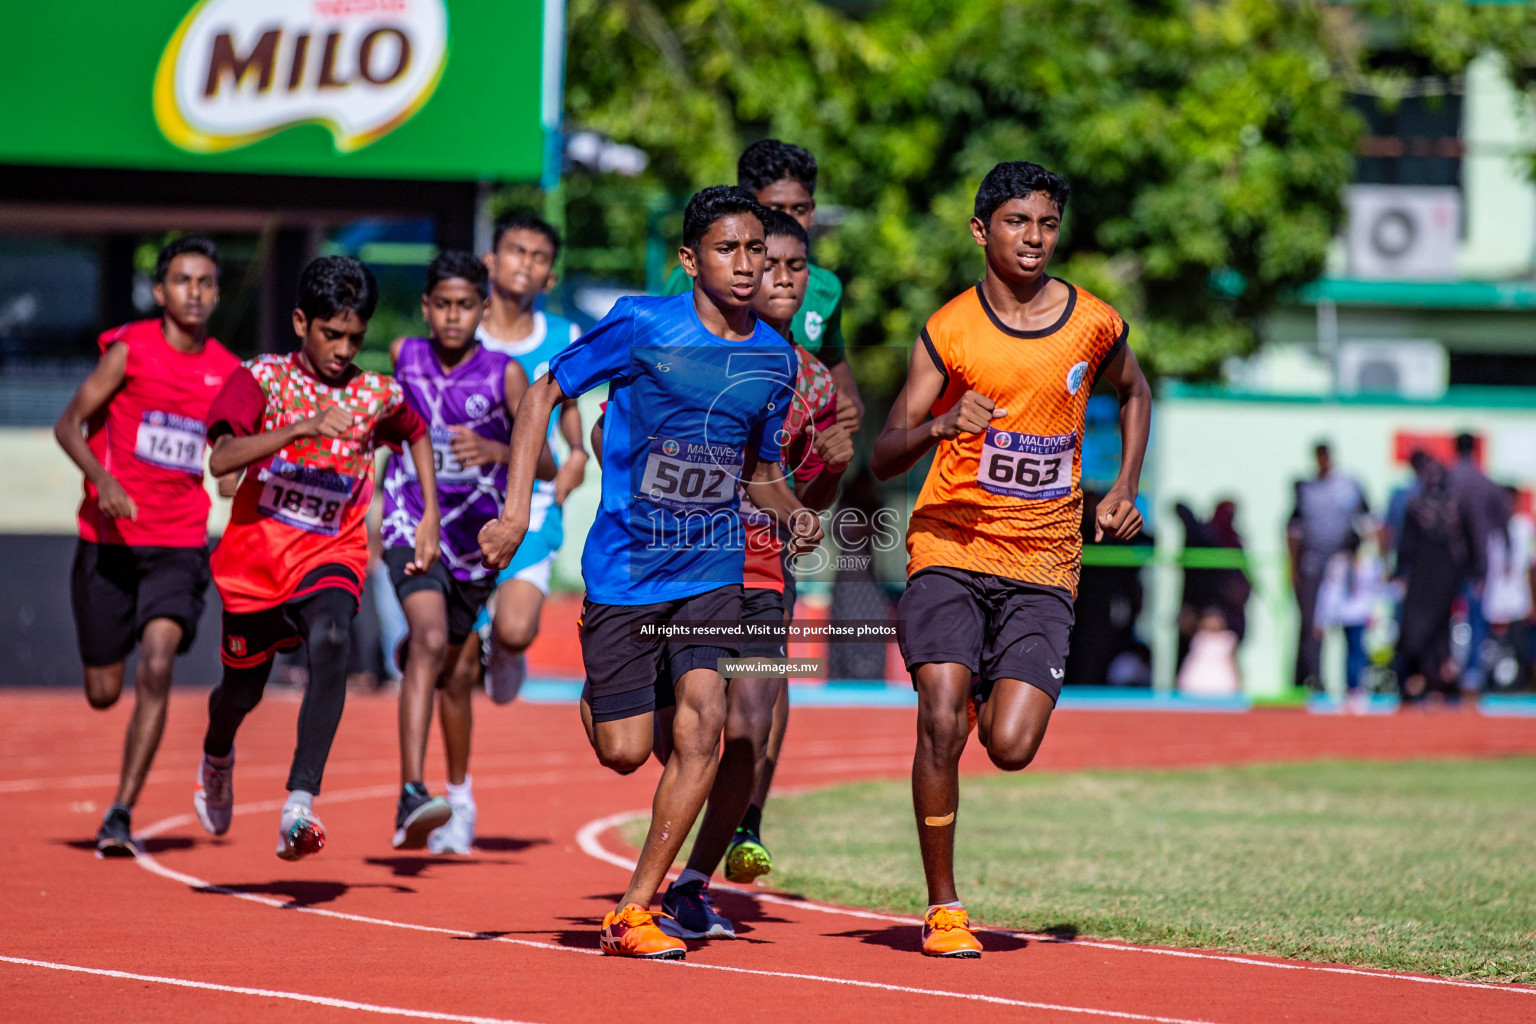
[628,759,1536,983]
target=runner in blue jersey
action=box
[475,212,587,705]
[480,186,825,960]
[382,252,554,853]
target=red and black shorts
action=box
[897,566,1074,702]
[219,564,360,669]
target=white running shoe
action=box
[276,802,326,861]
[193,751,235,836]
[428,798,476,854]
[485,645,526,706]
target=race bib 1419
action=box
[134,410,206,475]
[977,428,1076,500]
[637,437,742,511]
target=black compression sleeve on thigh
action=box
[286,588,357,795]
[205,659,275,758]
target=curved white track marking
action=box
[0,955,544,1024]
[579,809,1536,997]
[127,787,1226,1022]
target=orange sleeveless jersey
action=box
[907,282,1127,597]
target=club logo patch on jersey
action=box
[804,310,824,342]
[465,394,491,419]
[153,0,449,155]
[1066,361,1089,395]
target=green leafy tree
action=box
[556,0,1536,386]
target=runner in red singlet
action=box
[53,237,239,856]
[192,256,440,861]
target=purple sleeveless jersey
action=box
[382,337,511,581]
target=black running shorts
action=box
[384,547,496,646]
[580,585,743,723]
[897,566,1075,702]
[740,586,789,660]
[70,540,210,667]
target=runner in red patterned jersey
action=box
[53,237,238,857]
[192,256,439,862]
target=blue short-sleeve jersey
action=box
[550,293,796,605]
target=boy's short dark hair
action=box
[1455,433,1476,456]
[297,256,379,322]
[154,237,219,283]
[682,186,766,252]
[760,208,809,250]
[491,211,561,257]
[738,140,818,196]
[974,161,1071,225]
[425,250,489,299]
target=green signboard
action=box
[0,0,553,181]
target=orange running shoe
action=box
[600,904,686,960]
[922,906,982,958]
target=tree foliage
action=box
[558,0,1536,387]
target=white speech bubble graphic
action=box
[154,0,448,154]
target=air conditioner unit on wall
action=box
[1344,185,1461,280]
[1337,339,1448,399]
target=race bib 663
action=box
[977,428,1075,500]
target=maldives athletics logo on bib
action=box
[153,0,448,154]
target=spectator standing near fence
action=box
[1394,460,1473,703]
[1288,443,1369,691]
[1448,433,1505,691]
[1482,486,1534,689]
[1314,530,1384,711]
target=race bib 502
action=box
[977,428,1075,500]
[257,458,357,536]
[135,410,205,475]
[637,436,741,511]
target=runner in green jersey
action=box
[661,139,863,432]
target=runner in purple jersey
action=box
[383,252,555,852]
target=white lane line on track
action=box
[0,955,543,1024]
[576,808,1536,998]
[126,785,1227,1023]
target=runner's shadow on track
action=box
[707,889,792,935]
[829,925,1030,954]
[364,856,499,878]
[60,837,197,855]
[199,880,413,907]
[471,836,550,854]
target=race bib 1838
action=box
[257,458,357,536]
[637,436,742,511]
[134,410,206,475]
[977,428,1076,500]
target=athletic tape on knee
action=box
[924,811,955,827]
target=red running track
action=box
[2,689,1534,1024]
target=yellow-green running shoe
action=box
[723,826,772,884]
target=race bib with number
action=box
[977,428,1075,500]
[257,458,357,536]
[402,426,478,484]
[134,411,205,475]
[637,436,742,511]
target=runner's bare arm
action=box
[53,342,136,519]
[479,372,567,569]
[871,338,1004,480]
[389,337,407,366]
[554,399,588,504]
[745,457,825,555]
[830,360,864,434]
[208,405,352,477]
[404,432,441,575]
[797,424,854,512]
[1093,341,1151,542]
